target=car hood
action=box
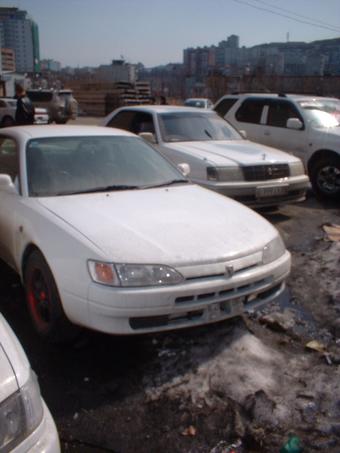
[0,315,30,400]
[164,140,299,166]
[38,185,277,265]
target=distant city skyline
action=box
[3,0,340,67]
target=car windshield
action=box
[158,112,242,142]
[298,99,340,125]
[26,136,186,197]
[300,108,339,128]
[184,100,206,108]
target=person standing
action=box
[15,84,35,125]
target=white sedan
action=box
[0,313,60,452]
[0,97,50,126]
[0,125,290,341]
[103,106,309,208]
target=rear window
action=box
[27,91,53,102]
[214,98,238,117]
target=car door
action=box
[107,110,157,138]
[0,136,20,268]
[262,100,309,160]
[231,98,268,144]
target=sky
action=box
[2,0,340,67]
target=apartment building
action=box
[0,7,40,73]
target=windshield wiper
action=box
[204,129,213,139]
[142,179,189,189]
[55,185,140,195]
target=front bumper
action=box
[197,175,310,207]
[61,251,291,335]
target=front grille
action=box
[175,278,268,305]
[185,263,259,282]
[242,164,289,181]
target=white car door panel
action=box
[0,191,18,268]
[0,137,20,268]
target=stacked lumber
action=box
[69,81,153,116]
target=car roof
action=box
[0,125,136,139]
[185,98,209,101]
[116,105,215,114]
[219,93,339,102]
[27,89,54,92]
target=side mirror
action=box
[0,174,16,194]
[287,118,303,130]
[239,130,247,139]
[139,132,157,144]
[177,163,190,177]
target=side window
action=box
[235,99,265,124]
[0,137,19,181]
[131,112,155,135]
[214,98,238,117]
[267,101,303,128]
[106,111,136,131]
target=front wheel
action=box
[310,156,340,200]
[24,250,79,343]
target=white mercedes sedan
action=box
[103,106,309,208]
[0,313,60,452]
[0,125,290,342]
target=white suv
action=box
[214,93,340,200]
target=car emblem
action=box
[267,167,273,176]
[225,265,234,278]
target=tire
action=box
[1,116,15,127]
[310,156,340,200]
[24,250,79,343]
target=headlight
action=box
[289,160,305,176]
[0,370,43,452]
[207,166,218,181]
[207,166,244,182]
[88,261,184,287]
[262,235,286,265]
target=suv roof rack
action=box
[230,91,288,97]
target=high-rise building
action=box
[0,7,40,73]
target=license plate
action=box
[207,302,221,320]
[207,297,244,320]
[256,185,288,199]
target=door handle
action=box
[264,131,271,136]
